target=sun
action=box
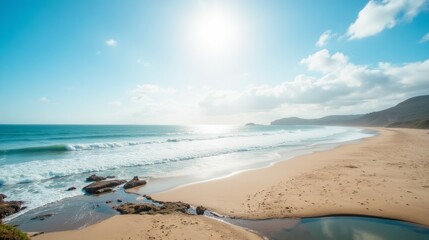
[188,6,240,57]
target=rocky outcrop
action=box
[83,180,126,194]
[66,187,76,191]
[123,176,147,189]
[0,200,23,219]
[196,206,206,215]
[0,194,6,202]
[114,201,190,215]
[86,174,107,182]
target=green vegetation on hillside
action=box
[0,224,30,240]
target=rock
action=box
[106,176,115,179]
[94,188,113,194]
[29,232,45,238]
[123,176,147,189]
[0,194,6,202]
[66,187,76,191]
[106,201,112,204]
[117,199,122,203]
[114,203,159,214]
[196,206,206,215]
[114,201,190,215]
[0,201,23,219]
[86,174,106,182]
[83,180,126,194]
[31,213,53,221]
[162,202,190,214]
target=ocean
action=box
[0,124,373,220]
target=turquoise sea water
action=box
[0,124,373,219]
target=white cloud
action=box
[105,39,117,47]
[300,49,349,74]
[379,59,429,87]
[316,30,332,47]
[419,32,429,43]
[347,0,427,40]
[39,97,50,103]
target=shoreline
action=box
[128,128,375,196]
[153,127,429,226]
[7,127,429,239]
[3,126,370,224]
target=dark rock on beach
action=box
[0,194,6,202]
[83,180,126,194]
[115,203,159,214]
[0,201,23,219]
[31,213,54,221]
[66,187,76,191]
[123,176,147,189]
[114,201,190,215]
[196,206,206,215]
[86,174,107,182]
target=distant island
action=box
[245,123,261,126]
[271,95,429,129]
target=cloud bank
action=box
[128,49,429,122]
[197,49,429,115]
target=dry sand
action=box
[154,128,429,226]
[32,213,262,240]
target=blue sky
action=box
[1,0,429,124]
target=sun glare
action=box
[188,7,240,57]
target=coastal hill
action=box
[270,115,363,126]
[271,95,429,128]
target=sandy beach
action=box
[26,127,429,239]
[154,128,429,226]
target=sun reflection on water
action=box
[188,125,237,135]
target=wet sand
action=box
[154,128,429,226]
